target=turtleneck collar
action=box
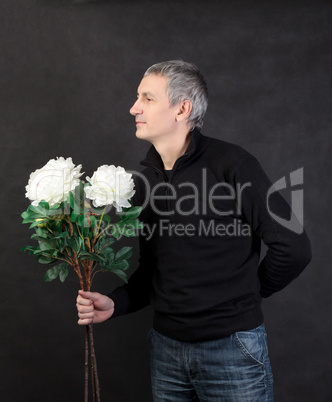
[140,128,206,173]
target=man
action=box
[76,60,312,401]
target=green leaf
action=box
[21,245,36,253]
[59,265,69,282]
[31,234,51,242]
[123,219,143,230]
[33,249,54,258]
[108,259,130,271]
[89,216,97,228]
[77,215,85,227]
[21,210,30,220]
[70,181,86,215]
[70,211,80,223]
[102,214,111,223]
[44,263,68,282]
[21,209,43,223]
[109,221,139,237]
[111,223,122,239]
[28,204,42,214]
[67,237,79,252]
[54,231,69,239]
[29,219,47,229]
[79,251,105,263]
[110,269,128,283]
[120,228,136,237]
[115,246,133,262]
[35,253,57,264]
[35,226,44,235]
[39,241,54,251]
[50,203,61,210]
[93,237,115,257]
[68,191,75,209]
[24,201,51,220]
[44,266,60,282]
[105,247,115,259]
[37,200,50,210]
[119,206,142,221]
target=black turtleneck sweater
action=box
[109,129,312,342]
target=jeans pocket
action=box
[234,326,265,367]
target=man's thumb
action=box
[78,290,100,301]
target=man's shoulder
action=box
[201,134,257,169]
[203,135,249,153]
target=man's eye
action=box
[147,98,152,102]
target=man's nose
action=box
[130,99,142,115]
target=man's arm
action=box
[76,174,156,323]
[108,233,156,317]
[231,155,312,297]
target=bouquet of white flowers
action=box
[21,157,142,401]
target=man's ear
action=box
[175,100,192,122]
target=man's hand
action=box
[76,290,115,325]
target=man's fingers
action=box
[77,304,94,314]
[77,307,94,326]
[76,296,93,306]
[78,310,94,319]
[78,290,99,299]
[77,290,100,306]
[78,290,100,302]
[78,317,93,326]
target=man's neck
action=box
[153,129,192,170]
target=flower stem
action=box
[89,323,101,401]
[85,326,89,402]
[91,207,107,249]
[75,222,85,244]
[94,223,114,241]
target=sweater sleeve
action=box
[230,155,312,298]
[108,171,156,318]
[108,233,155,318]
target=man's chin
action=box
[135,130,147,139]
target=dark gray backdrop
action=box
[1,0,331,401]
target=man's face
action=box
[130,74,179,143]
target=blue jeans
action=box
[147,324,273,401]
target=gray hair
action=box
[144,60,208,130]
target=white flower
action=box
[85,165,135,211]
[25,157,83,206]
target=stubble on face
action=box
[130,74,179,144]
